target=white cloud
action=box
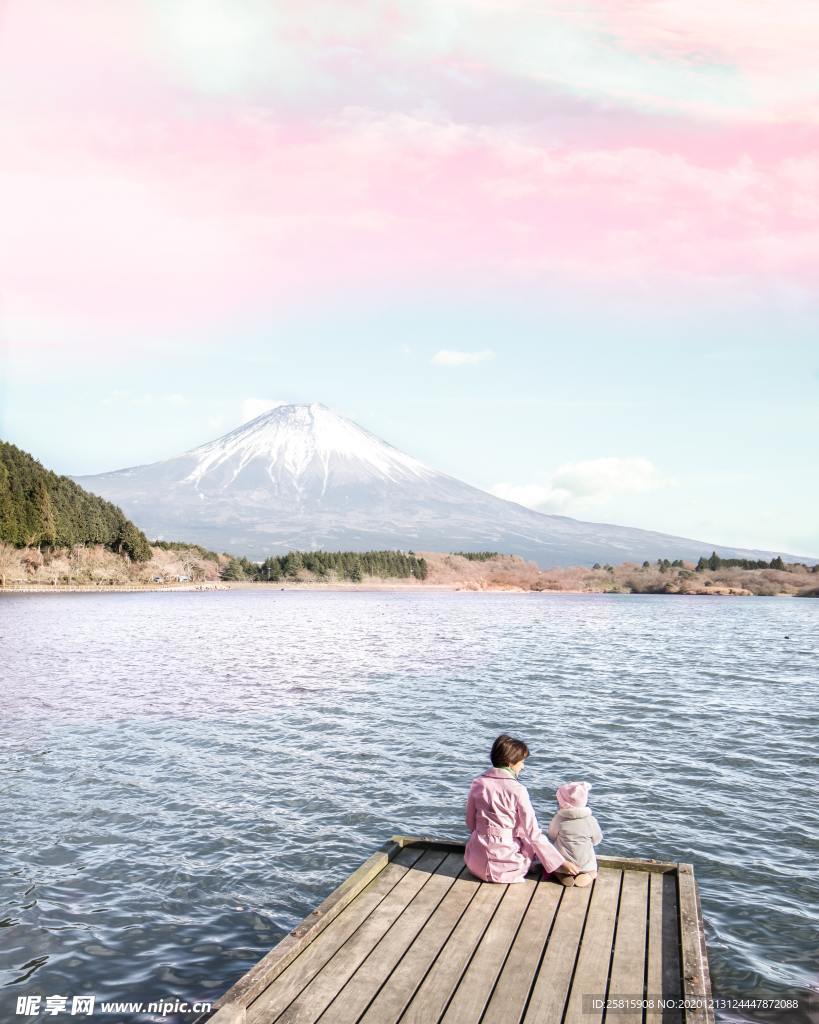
[492,457,674,513]
[240,397,287,422]
[431,349,495,366]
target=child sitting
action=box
[547,781,603,888]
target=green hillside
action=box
[0,441,152,561]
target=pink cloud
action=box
[2,1,819,353]
[585,1,819,73]
[6,110,819,325]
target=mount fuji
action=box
[73,403,790,565]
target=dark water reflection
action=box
[1,591,817,1023]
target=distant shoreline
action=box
[0,581,804,597]
[1,581,487,595]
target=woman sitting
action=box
[465,734,580,884]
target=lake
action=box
[1,591,817,1023]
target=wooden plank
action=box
[677,864,713,1024]
[482,880,562,1024]
[597,856,677,874]
[694,875,715,1024]
[208,1007,244,1024]
[357,867,482,1024]
[607,870,649,1024]
[208,839,408,1024]
[244,846,427,1024]
[320,853,466,1023]
[271,848,450,1024]
[440,878,537,1023]
[647,871,682,1023]
[524,881,593,1024]
[392,834,464,851]
[547,868,621,1024]
[400,877,506,1024]
[391,837,677,873]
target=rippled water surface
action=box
[1,591,817,1023]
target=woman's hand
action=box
[561,859,581,875]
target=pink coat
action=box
[464,768,566,882]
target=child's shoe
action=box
[556,873,575,886]
[574,873,594,887]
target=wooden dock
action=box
[203,835,713,1024]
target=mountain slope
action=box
[72,403,802,565]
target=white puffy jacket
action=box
[546,806,603,873]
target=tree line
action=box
[590,553,806,573]
[695,551,790,572]
[451,551,500,561]
[0,442,152,561]
[152,539,220,561]
[220,549,429,582]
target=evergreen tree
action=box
[33,478,57,547]
[283,551,304,578]
[220,558,247,580]
[259,557,282,581]
[115,520,152,562]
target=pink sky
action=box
[2,1,819,349]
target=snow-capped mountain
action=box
[182,402,437,497]
[73,403,793,564]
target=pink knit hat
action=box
[556,781,591,809]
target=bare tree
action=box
[36,561,62,587]
[0,543,24,587]
[180,550,205,582]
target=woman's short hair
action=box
[490,734,530,767]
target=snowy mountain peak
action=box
[184,403,435,490]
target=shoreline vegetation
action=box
[1,543,817,597]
